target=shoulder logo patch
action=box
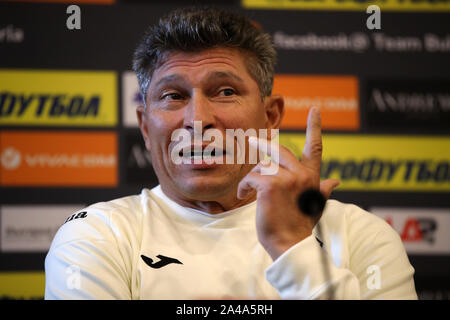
[64,211,87,224]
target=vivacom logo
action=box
[1,147,21,170]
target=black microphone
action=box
[297,189,326,217]
[297,189,335,299]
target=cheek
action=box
[145,112,183,160]
[147,110,181,140]
[224,103,266,129]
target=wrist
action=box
[260,231,312,261]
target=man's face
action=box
[137,47,282,204]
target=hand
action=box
[237,107,340,260]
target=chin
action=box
[176,176,235,200]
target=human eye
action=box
[218,88,237,97]
[161,92,184,101]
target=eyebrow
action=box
[205,71,244,83]
[153,71,245,90]
[153,74,185,89]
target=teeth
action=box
[178,148,224,159]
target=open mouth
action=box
[179,148,225,160]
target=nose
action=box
[182,90,216,133]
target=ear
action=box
[136,105,152,152]
[264,94,285,132]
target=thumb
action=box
[320,179,340,199]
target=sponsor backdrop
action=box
[0,0,449,300]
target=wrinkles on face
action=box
[141,48,267,213]
[155,50,242,77]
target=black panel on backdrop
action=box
[366,79,450,133]
[123,129,159,187]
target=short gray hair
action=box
[132,7,277,104]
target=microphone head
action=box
[297,189,326,217]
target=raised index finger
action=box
[301,107,323,171]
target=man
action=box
[45,7,417,299]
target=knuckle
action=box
[311,140,323,155]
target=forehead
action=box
[150,47,252,84]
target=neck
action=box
[160,185,257,214]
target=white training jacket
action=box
[45,185,418,300]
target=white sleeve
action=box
[265,206,417,300]
[44,205,138,300]
[265,234,361,299]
